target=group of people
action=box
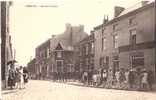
[8,63,29,90]
[81,67,155,91]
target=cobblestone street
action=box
[2,80,156,100]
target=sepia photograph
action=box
[0,0,156,100]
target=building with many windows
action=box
[94,1,155,78]
[35,39,51,79]
[74,31,94,74]
[35,24,88,80]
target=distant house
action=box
[27,58,36,79]
[35,39,51,80]
[74,31,95,73]
[35,23,88,80]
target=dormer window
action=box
[113,34,118,48]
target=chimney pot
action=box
[52,35,56,38]
[141,1,149,6]
[114,6,125,17]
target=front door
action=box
[56,60,63,73]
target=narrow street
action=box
[2,80,156,100]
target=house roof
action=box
[94,1,155,30]
[36,39,51,51]
[50,27,88,51]
[118,1,152,17]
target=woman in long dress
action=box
[15,68,20,89]
[141,69,148,91]
[8,64,16,89]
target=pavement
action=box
[67,81,156,91]
[2,80,156,100]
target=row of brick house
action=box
[27,24,88,80]
[27,1,156,81]
[94,1,156,79]
[74,31,95,74]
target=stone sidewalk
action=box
[67,81,156,92]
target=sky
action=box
[9,0,154,66]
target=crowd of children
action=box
[81,67,155,91]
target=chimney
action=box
[141,1,149,6]
[90,30,94,35]
[114,6,125,17]
[103,15,109,24]
[65,23,71,32]
[51,35,56,38]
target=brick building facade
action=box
[74,31,95,74]
[35,24,88,80]
[94,1,155,79]
[35,39,51,79]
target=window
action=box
[131,55,144,68]
[113,24,118,31]
[56,60,63,72]
[113,55,119,75]
[39,52,42,58]
[57,51,62,58]
[113,56,118,72]
[91,42,94,54]
[100,57,103,67]
[130,29,137,45]
[90,57,94,65]
[80,59,82,71]
[47,48,50,58]
[44,50,47,58]
[69,64,74,72]
[102,38,106,50]
[79,46,82,56]
[105,56,109,66]
[51,64,54,72]
[86,44,89,55]
[129,17,136,25]
[86,58,89,66]
[113,34,118,48]
[100,56,109,68]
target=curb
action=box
[66,82,156,92]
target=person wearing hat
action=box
[141,68,148,91]
[8,63,16,89]
[128,68,135,90]
[19,66,24,89]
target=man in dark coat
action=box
[23,67,29,84]
[147,70,154,90]
[128,69,135,89]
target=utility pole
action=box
[154,1,156,83]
